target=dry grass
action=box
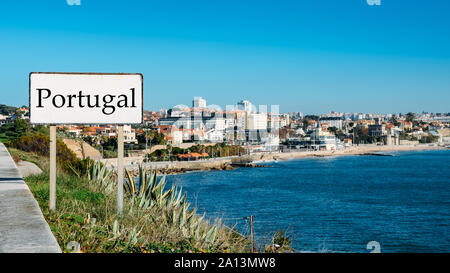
[9,147,50,171]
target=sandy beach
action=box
[251,144,447,162]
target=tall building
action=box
[237,100,253,112]
[192,97,206,108]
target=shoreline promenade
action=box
[0,143,60,253]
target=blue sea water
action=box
[165,150,450,253]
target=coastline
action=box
[103,144,448,175]
[164,144,450,253]
[251,144,447,162]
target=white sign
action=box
[29,72,143,124]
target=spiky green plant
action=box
[71,161,246,251]
[124,165,186,209]
[68,159,114,192]
[85,160,114,191]
[124,165,221,246]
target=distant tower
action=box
[159,108,168,118]
[237,100,253,112]
[192,97,206,108]
[387,129,392,146]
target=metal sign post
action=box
[117,125,124,214]
[49,125,57,211]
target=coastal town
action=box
[1,0,450,259]
[1,97,449,169]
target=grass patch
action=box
[20,150,250,253]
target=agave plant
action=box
[86,160,114,191]
[69,159,114,191]
[124,164,220,246]
[124,165,186,210]
[111,219,141,246]
[164,202,219,245]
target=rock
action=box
[224,165,234,170]
[16,161,42,177]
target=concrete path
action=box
[0,143,61,253]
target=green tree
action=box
[303,115,319,121]
[102,137,117,150]
[419,135,439,143]
[302,115,319,131]
[0,104,17,115]
[2,118,30,139]
[405,112,415,123]
[390,116,401,127]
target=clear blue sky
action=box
[1,0,449,114]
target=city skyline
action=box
[1,0,449,113]
[2,96,450,117]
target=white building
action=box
[99,127,116,137]
[247,113,267,130]
[295,128,305,136]
[67,127,82,137]
[235,111,246,129]
[171,129,183,145]
[261,132,280,151]
[237,100,253,112]
[123,125,137,144]
[308,127,337,151]
[268,113,290,129]
[192,97,206,108]
[319,117,343,130]
[204,116,225,130]
[224,114,235,129]
[205,129,224,143]
[0,114,9,126]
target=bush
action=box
[11,133,95,175]
[419,135,439,144]
[12,134,74,160]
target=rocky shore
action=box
[106,144,447,176]
[123,157,269,176]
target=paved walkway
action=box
[0,143,61,253]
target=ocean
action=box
[165,150,450,253]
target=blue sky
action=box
[1,0,449,114]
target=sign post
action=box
[117,125,124,214]
[29,72,143,214]
[49,125,56,211]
